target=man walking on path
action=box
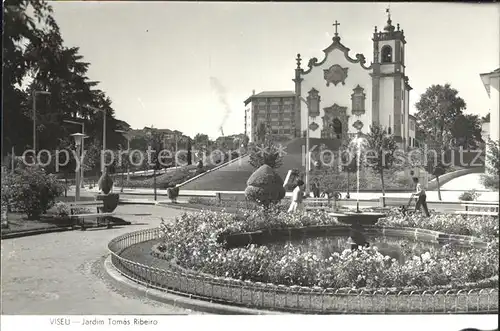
[311,178,320,198]
[413,177,430,217]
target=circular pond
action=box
[260,233,468,265]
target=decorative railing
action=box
[108,228,499,314]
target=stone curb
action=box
[103,256,282,315]
[1,226,74,240]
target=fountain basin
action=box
[329,211,386,226]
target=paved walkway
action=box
[441,173,489,191]
[82,187,499,202]
[1,205,202,315]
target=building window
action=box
[307,88,321,117]
[388,127,392,134]
[410,121,415,130]
[381,45,392,63]
[284,129,290,134]
[351,85,366,116]
[258,105,266,110]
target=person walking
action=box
[413,177,430,217]
[288,180,305,213]
[311,178,320,198]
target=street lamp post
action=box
[115,129,132,182]
[64,120,85,188]
[85,106,106,174]
[70,133,87,202]
[298,96,311,196]
[32,90,51,154]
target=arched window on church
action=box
[381,45,392,63]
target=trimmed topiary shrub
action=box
[167,186,180,203]
[98,169,114,194]
[245,164,286,208]
[1,166,64,219]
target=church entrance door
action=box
[332,118,342,139]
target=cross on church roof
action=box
[332,20,340,36]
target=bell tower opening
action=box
[381,45,392,63]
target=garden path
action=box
[441,173,491,191]
[1,205,202,314]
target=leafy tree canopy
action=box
[415,84,466,147]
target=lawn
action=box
[2,213,70,235]
[2,196,96,236]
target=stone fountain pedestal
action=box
[95,193,119,229]
[329,211,386,226]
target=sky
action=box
[49,2,499,139]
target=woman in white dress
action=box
[288,180,305,213]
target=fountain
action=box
[330,131,386,226]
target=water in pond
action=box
[263,235,464,264]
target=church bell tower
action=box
[371,8,409,146]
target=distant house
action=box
[480,68,499,171]
[480,68,499,143]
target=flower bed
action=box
[154,208,498,291]
[377,209,499,239]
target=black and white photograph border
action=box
[1,1,499,331]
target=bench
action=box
[454,202,499,218]
[67,201,115,230]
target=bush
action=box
[53,201,70,217]
[245,165,285,207]
[458,189,481,201]
[98,171,114,194]
[2,166,64,219]
[378,211,498,239]
[481,174,499,190]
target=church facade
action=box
[245,13,413,149]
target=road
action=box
[1,205,201,315]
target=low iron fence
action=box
[108,228,499,314]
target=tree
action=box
[415,84,466,147]
[481,139,499,190]
[341,145,358,199]
[450,114,483,149]
[186,138,192,166]
[424,137,448,201]
[257,122,267,143]
[248,138,284,169]
[364,125,397,206]
[3,0,60,154]
[193,133,209,149]
[482,113,490,123]
[3,0,127,158]
[485,139,500,177]
[145,129,165,200]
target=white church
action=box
[246,12,416,149]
